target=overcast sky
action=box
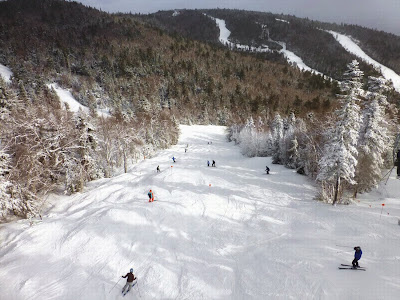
[77,0,400,36]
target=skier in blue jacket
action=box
[352,246,362,268]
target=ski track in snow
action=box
[0,125,400,300]
[327,30,400,93]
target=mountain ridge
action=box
[142,8,400,79]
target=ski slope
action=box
[327,30,400,93]
[47,83,110,117]
[0,63,13,83]
[0,125,399,300]
[210,16,323,75]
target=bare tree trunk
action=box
[353,186,358,199]
[333,174,340,205]
[123,149,127,173]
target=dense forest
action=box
[0,0,399,220]
[143,9,400,80]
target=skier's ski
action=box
[338,267,366,271]
[341,264,366,269]
[123,288,131,296]
[123,283,136,296]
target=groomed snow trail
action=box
[0,125,399,300]
[327,30,400,93]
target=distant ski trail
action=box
[327,30,400,92]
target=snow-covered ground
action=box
[0,63,13,83]
[327,30,400,93]
[0,63,110,117]
[48,83,90,113]
[48,83,110,117]
[276,41,324,76]
[211,16,323,75]
[211,16,271,53]
[0,125,399,300]
[275,18,290,24]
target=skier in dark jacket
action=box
[352,246,362,268]
[265,166,270,174]
[157,165,160,173]
[121,268,137,294]
[212,160,216,167]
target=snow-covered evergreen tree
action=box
[296,116,323,177]
[279,112,297,167]
[353,76,391,195]
[271,113,284,164]
[317,60,363,204]
[137,97,151,112]
[0,147,12,218]
[228,124,242,144]
[239,117,256,157]
[286,136,300,169]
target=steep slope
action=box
[0,125,399,300]
[319,23,400,74]
[327,30,400,92]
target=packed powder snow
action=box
[0,125,399,300]
[0,63,13,83]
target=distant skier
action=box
[157,165,160,173]
[352,246,362,268]
[172,156,176,163]
[185,148,187,153]
[207,160,210,167]
[121,268,137,295]
[265,166,270,174]
[148,189,154,202]
[212,160,216,167]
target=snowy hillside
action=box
[210,16,323,75]
[327,30,400,92]
[0,125,399,300]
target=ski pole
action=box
[382,166,395,185]
[109,277,122,293]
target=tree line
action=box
[229,61,398,204]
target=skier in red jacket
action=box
[148,189,154,202]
